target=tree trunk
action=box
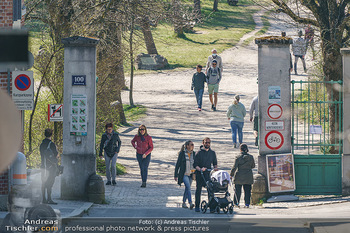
[115,23,127,124]
[213,0,219,11]
[141,17,158,55]
[129,18,135,107]
[322,40,343,154]
[193,0,201,19]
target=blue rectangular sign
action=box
[72,75,86,86]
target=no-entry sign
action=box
[12,71,34,110]
[265,130,284,150]
[267,104,283,119]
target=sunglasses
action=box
[204,141,211,144]
[189,144,194,146]
[139,128,145,131]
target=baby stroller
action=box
[200,170,234,214]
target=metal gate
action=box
[291,79,343,195]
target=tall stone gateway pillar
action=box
[251,36,293,203]
[341,48,350,195]
[61,36,99,200]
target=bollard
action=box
[87,174,105,204]
[251,173,268,205]
[12,152,27,185]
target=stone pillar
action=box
[251,36,293,202]
[341,48,350,195]
[61,36,100,200]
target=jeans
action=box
[294,55,306,73]
[194,88,204,108]
[182,175,193,203]
[105,152,118,181]
[234,184,252,205]
[230,120,244,144]
[137,153,151,183]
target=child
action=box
[191,65,206,111]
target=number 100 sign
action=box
[72,75,86,86]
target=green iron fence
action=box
[291,79,343,194]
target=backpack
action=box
[44,141,57,164]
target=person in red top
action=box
[131,125,154,187]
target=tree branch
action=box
[272,0,319,26]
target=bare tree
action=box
[213,0,219,11]
[270,0,350,152]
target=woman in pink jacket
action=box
[131,125,154,188]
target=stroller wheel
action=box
[200,201,208,213]
[223,206,228,214]
[229,205,234,214]
[215,206,220,214]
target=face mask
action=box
[212,54,217,57]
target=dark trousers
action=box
[234,184,252,205]
[195,171,210,207]
[136,153,151,183]
[41,166,57,200]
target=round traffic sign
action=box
[265,130,284,150]
[267,104,283,119]
[14,74,31,91]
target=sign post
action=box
[48,104,63,122]
[12,71,34,110]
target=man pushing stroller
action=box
[193,137,218,212]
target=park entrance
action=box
[291,79,343,195]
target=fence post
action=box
[341,48,350,195]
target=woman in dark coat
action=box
[174,141,195,209]
[230,143,255,208]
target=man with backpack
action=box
[40,128,59,204]
[99,123,122,186]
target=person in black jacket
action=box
[174,141,196,209]
[193,137,218,212]
[191,64,206,111]
[99,123,122,186]
[40,128,59,204]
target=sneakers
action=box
[244,204,250,208]
[211,104,214,110]
[47,200,57,205]
[198,108,201,111]
[234,203,240,208]
[106,181,111,185]
[141,182,146,188]
[189,203,195,210]
[255,137,258,146]
[112,180,116,186]
[182,203,188,208]
[213,106,216,111]
[304,68,307,73]
[233,143,237,148]
[195,207,200,212]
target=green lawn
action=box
[150,0,259,69]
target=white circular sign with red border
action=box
[265,130,284,150]
[267,104,283,119]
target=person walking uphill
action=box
[191,65,206,111]
[99,123,122,186]
[230,144,255,208]
[292,30,307,75]
[193,137,218,212]
[40,128,59,204]
[131,125,154,188]
[227,95,246,148]
[174,141,196,209]
[206,60,222,111]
